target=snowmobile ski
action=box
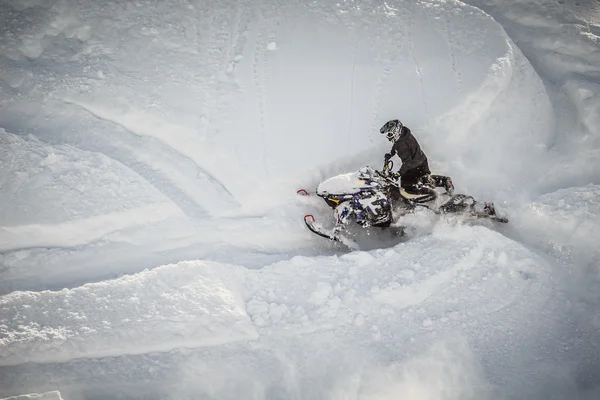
[490,215,509,223]
[303,214,341,242]
[303,215,360,249]
[468,201,509,223]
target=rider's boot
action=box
[483,202,496,216]
[445,178,454,196]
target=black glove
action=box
[384,153,392,161]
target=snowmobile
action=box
[299,159,508,245]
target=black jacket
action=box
[390,127,429,177]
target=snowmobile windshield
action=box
[317,168,383,196]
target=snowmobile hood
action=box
[316,167,383,196]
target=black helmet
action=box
[380,119,403,142]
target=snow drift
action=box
[0,224,560,398]
[0,261,255,367]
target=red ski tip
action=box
[297,189,309,196]
[304,214,315,223]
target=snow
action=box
[1,0,600,398]
[514,184,600,276]
[0,224,560,397]
[1,392,63,400]
[0,131,172,226]
[0,261,255,367]
[463,0,600,195]
[0,204,181,253]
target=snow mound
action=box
[0,262,256,367]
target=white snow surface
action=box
[1,391,63,400]
[1,0,600,399]
[0,261,255,367]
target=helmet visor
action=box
[381,122,402,141]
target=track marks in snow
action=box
[371,60,393,131]
[0,226,551,370]
[370,32,399,135]
[347,39,359,151]
[0,204,182,253]
[406,4,431,124]
[252,16,270,177]
[243,226,547,335]
[445,16,463,95]
[202,3,251,133]
[60,97,238,217]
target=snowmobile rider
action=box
[380,119,454,198]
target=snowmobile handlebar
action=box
[383,159,394,174]
[375,158,400,186]
[382,159,399,180]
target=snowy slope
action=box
[0,0,553,292]
[0,224,570,398]
[0,0,553,205]
[0,261,255,367]
[463,0,600,193]
[1,0,600,399]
